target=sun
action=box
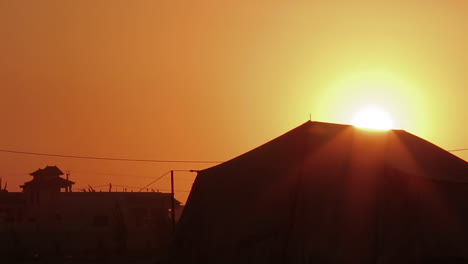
[352,107,394,130]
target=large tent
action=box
[173,121,468,264]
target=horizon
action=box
[2,120,466,203]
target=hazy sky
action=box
[1,0,467,203]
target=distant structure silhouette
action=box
[20,166,74,205]
[173,121,468,264]
[0,166,180,262]
[0,178,7,193]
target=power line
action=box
[83,184,191,193]
[448,148,468,152]
[138,170,171,192]
[0,149,223,164]
[72,170,162,179]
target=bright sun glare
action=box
[352,107,394,130]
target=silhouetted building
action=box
[0,166,180,261]
[173,121,468,264]
[20,166,74,206]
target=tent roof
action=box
[200,121,467,183]
[174,121,468,262]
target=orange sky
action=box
[1,0,467,203]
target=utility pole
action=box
[171,170,175,233]
[169,169,199,233]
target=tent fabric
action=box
[172,121,468,264]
